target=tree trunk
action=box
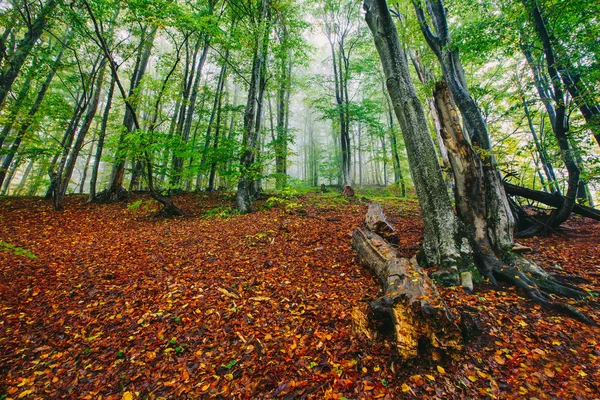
[104,26,157,201]
[521,0,580,233]
[0,0,57,110]
[54,63,106,211]
[83,0,182,215]
[352,205,463,362]
[504,182,600,222]
[364,0,473,272]
[0,44,64,188]
[89,74,115,201]
[368,0,594,325]
[237,0,268,213]
[521,95,560,194]
[198,50,227,189]
[79,124,98,193]
[413,0,515,258]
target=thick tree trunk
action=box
[364,0,473,271]
[352,205,463,362]
[413,0,515,257]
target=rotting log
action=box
[365,202,399,244]
[351,226,463,362]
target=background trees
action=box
[0,0,597,217]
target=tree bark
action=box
[237,0,268,213]
[504,182,600,222]
[0,0,57,110]
[352,205,463,362]
[89,74,115,201]
[364,0,473,271]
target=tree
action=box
[365,0,593,323]
[0,0,58,110]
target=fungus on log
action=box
[351,203,463,362]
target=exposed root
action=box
[492,253,596,326]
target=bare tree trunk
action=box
[364,0,473,272]
[89,74,115,201]
[0,0,57,110]
[0,44,65,188]
[237,0,268,213]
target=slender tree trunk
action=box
[237,0,268,213]
[0,156,21,195]
[521,0,580,232]
[16,158,34,195]
[173,36,210,189]
[0,67,34,150]
[0,44,64,188]
[208,70,228,192]
[89,74,115,201]
[198,50,227,189]
[105,26,157,200]
[83,0,182,215]
[0,0,57,110]
[54,64,106,211]
[521,95,560,194]
[79,123,98,193]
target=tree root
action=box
[492,253,596,326]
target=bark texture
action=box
[364,0,472,271]
[352,209,463,362]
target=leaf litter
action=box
[0,193,598,399]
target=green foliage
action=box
[0,240,36,259]
[202,206,240,219]
[126,199,155,214]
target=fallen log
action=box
[351,203,463,362]
[504,182,600,221]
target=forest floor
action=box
[0,191,599,399]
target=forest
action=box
[0,0,599,398]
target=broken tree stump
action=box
[343,185,355,198]
[365,202,399,244]
[351,204,463,362]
